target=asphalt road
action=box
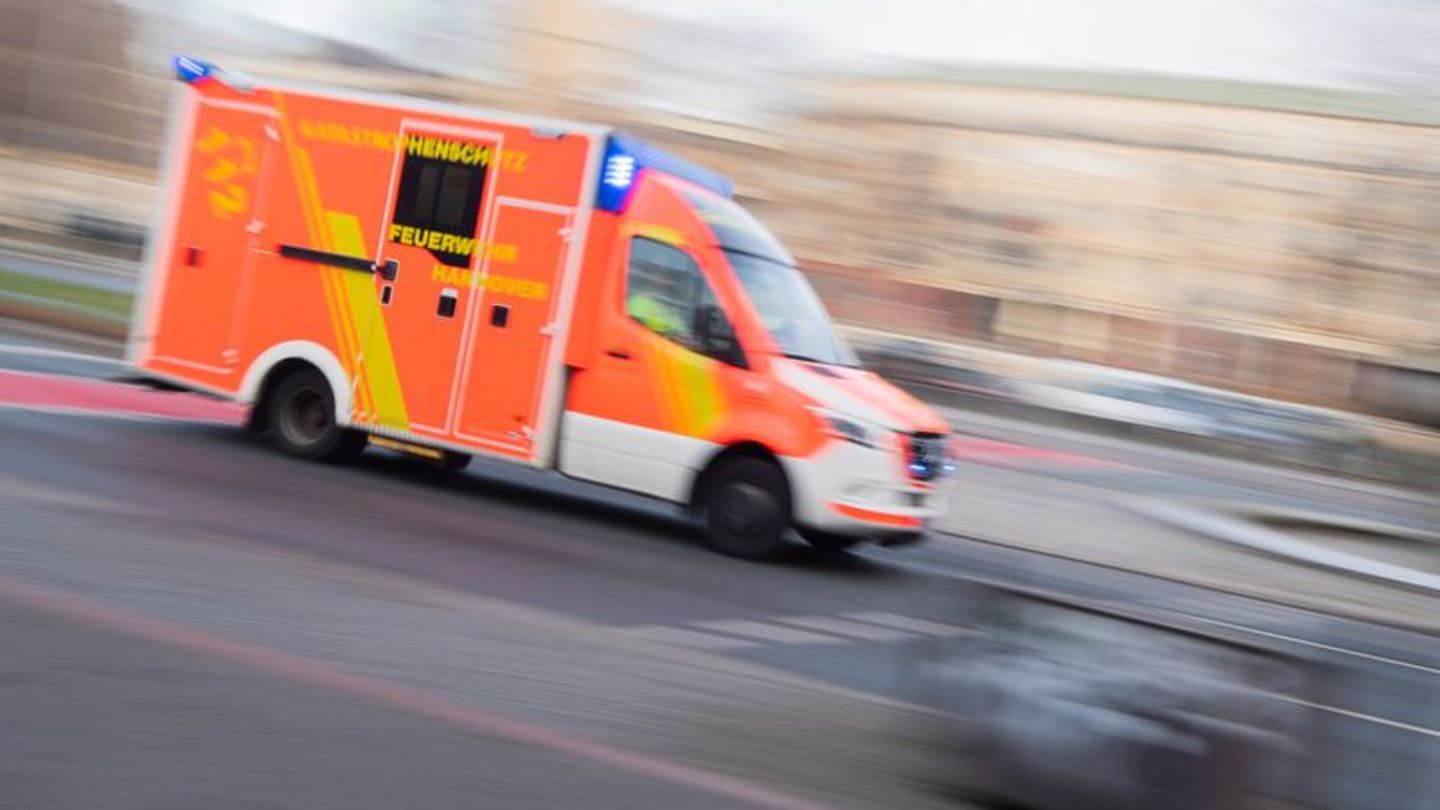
[0,319,1436,809]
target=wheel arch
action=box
[688,440,791,514]
[240,341,354,429]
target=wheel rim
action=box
[279,387,329,447]
[712,481,775,546]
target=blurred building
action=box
[774,68,1440,419]
[1,0,1436,422]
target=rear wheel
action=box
[797,527,862,553]
[266,368,366,463]
[698,457,790,560]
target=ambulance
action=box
[129,56,953,559]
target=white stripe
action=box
[198,97,278,117]
[776,615,918,642]
[531,129,603,469]
[149,355,234,375]
[618,625,760,651]
[692,619,847,645]
[1280,696,1440,739]
[1188,616,1440,676]
[843,611,975,637]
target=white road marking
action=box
[843,611,976,637]
[776,615,919,642]
[1280,696,1440,739]
[618,625,761,651]
[692,619,847,645]
[1188,616,1440,676]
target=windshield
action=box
[680,187,856,366]
[727,251,858,367]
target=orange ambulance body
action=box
[130,56,953,557]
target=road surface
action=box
[0,320,1436,809]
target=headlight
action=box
[808,406,884,448]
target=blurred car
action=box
[1013,363,1374,458]
[855,337,1019,400]
[912,586,1312,810]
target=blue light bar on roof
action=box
[595,132,734,213]
[171,54,217,84]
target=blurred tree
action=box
[1,0,151,164]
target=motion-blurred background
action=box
[2,5,1438,809]
[5,0,1439,439]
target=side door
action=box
[146,98,277,383]
[366,124,500,437]
[452,200,572,458]
[562,235,746,500]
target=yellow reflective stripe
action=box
[674,350,722,435]
[320,210,375,417]
[626,223,686,247]
[325,211,408,429]
[644,340,684,434]
[272,93,371,418]
[645,339,725,437]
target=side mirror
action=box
[695,304,747,368]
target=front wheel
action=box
[698,457,790,560]
[266,368,366,463]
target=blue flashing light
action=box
[171,54,217,84]
[594,132,734,213]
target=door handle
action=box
[605,348,632,361]
[278,244,389,275]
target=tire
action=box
[698,457,790,560]
[266,367,366,463]
[438,450,471,472]
[797,527,862,553]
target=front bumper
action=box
[783,438,949,538]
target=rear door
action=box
[369,122,501,437]
[146,98,277,383]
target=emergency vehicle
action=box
[129,56,953,558]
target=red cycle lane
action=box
[0,369,245,425]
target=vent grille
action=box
[907,433,946,482]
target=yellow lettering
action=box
[389,223,403,243]
[431,265,448,283]
[501,151,529,173]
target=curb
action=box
[1128,497,1440,596]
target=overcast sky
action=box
[134,0,1438,93]
[611,0,1435,91]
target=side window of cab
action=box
[625,237,746,367]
